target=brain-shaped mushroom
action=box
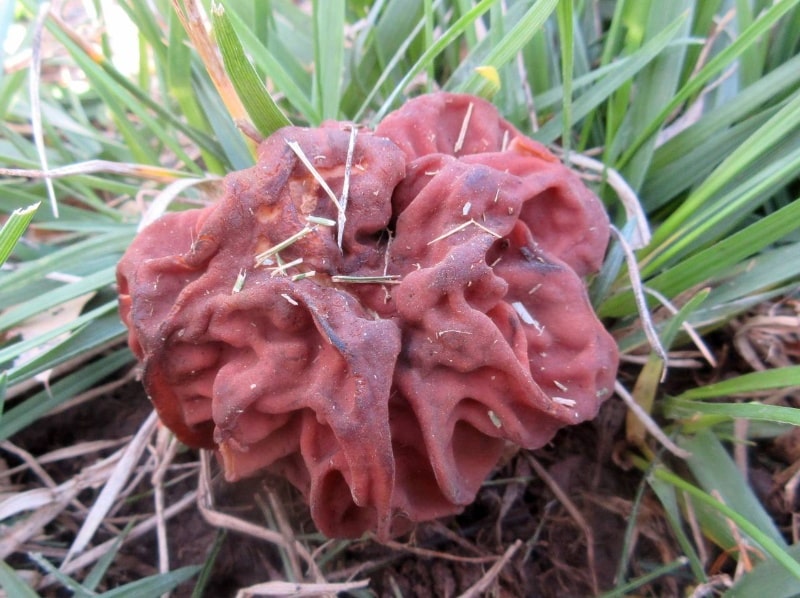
[117,92,618,539]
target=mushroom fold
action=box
[117,92,619,539]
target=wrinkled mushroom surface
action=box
[117,92,618,539]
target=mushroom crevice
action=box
[117,92,619,540]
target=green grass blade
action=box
[612,2,693,191]
[167,11,226,174]
[82,523,136,592]
[217,1,318,122]
[212,2,291,138]
[0,202,39,267]
[0,561,40,598]
[647,475,707,580]
[643,91,800,272]
[599,557,689,598]
[0,348,132,442]
[190,530,227,598]
[600,197,800,318]
[98,566,200,598]
[456,0,559,96]
[0,266,116,333]
[617,0,800,172]
[556,0,574,155]
[667,400,800,426]
[652,461,800,579]
[672,366,800,401]
[370,0,497,124]
[0,302,117,369]
[534,13,690,144]
[728,542,800,598]
[679,430,788,549]
[312,0,345,120]
[27,554,93,597]
[6,313,126,388]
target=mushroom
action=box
[117,92,618,540]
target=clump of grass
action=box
[1,0,799,595]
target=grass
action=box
[1,0,799,595]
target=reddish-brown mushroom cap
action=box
[117,92,618,539]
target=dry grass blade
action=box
[138,175,221,231]
[644,287,717,367]
[610,225,668,378]
[559,150,651,248]
[381,539,497,564]
[234,579,370,598]
[29,1,58,218]
[285,139,342,210]
[39,491,198,587]
[150,427,181,576]
[337,125,358,251]
[62,411,159,566]
[172,0,249,125]
[614,380,691,459]
[0,452,122,559]
[197,451,326,582]
[0,438,130,479]
[0,160,194,182]
[456,539,522,598]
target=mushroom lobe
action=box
[117,92,618,539]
